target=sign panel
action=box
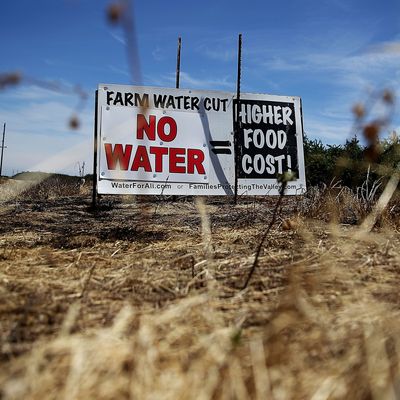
[100,106,210,183]
[96,84,306,195]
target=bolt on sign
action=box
[96,84,306,195]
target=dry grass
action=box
[1,181,400,399]
[2,79,397,397]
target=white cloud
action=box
[194,37,238,63]
[147,71,234,91]
[0,86,93,176]
[5,86,64,101]
[304,114,351,144]
[108,64,130,78]
[4,131,92,176]
[152,46,165,62]
[109,31,126,46]
[263,37,400,91]
[368,41,400,55]
[30,137,92,175]
[196,44,236,63]
[266,57,304,72]
[178,72,234,90]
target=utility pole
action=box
[0,123,6,177]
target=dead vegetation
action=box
[0,178,400,399]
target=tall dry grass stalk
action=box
[195,197,213,261]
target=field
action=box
[1,176,400,399]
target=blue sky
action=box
[0,0,399,176]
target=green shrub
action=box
[303,131,400,192]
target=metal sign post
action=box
[234,34,242,204]
[0,123,6,177]
[172,37,182,202]
[92,91,99,209]
[176,37,182,89]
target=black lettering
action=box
[221,98,228,112]
[124,93,134,106]
[114,91,123,106]
[106,91,114,105]
[204,97,212,110]
[154,94,167,108]
[175,96,183,109]
[191,96,200,110]
[135,93,149,108]
[166,96,175,108]
[184,96,191,110]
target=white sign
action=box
[96,84,306,195]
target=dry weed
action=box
[1,190,400,399]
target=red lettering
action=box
[150,146,168,172]
[157,116,177,142]
[104,143,132,170]
[137,114,156,140]
[105,143,206,176]
[131,145,151,172]
[187,149,205,174]
[169,148,186,173]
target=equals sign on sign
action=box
[209,140,232,155]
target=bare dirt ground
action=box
[1,184,400,399]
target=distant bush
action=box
[303,136,342,187]
[379,133,400,173]
[303,133,400,189]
